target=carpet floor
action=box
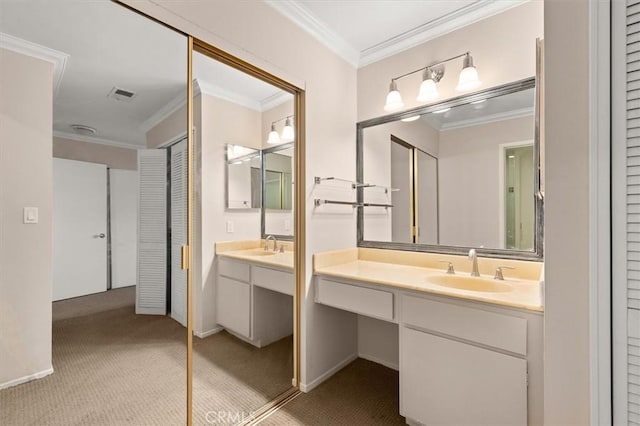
[0,287,292,426]
[261,358,405,426]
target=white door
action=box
[53,158,107,301]
[110,169,138,289]
[170,139,187,326]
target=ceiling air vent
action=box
[108,86,136,102]
[70,124,97,135]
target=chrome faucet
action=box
[468,249,480,277]
[264,235,277,252]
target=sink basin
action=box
[242,249,277,257]
[427,275,513,293]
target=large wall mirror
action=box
[357,77,543,259]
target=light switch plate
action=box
[284,219,291,231]
[226,220,234,233]
[23,207,38,224]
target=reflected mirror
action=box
[358,78,542,258]
[263,144,294,239]
[226,144,261,209]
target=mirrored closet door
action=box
[189,44,298,424]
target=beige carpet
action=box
[0,287,293,426]
[261,359,405,426]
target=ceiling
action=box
[266,0,528,67]
[0,0,527,148]
[0,0,285,148]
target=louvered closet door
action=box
[621,2,640,423]
[170,139,187,327]
[136,149,167,315]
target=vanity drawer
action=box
[402,295,527,355]
[218,257,250,282]
[251,266,294,296]
[316,278,394,321]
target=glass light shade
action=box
[267,123,281,144]
[384,81,403,112]
[281,117,294,142]
[456,66,481,92]
[416,78,438,102]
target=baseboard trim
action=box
[194,326,224,339]
[0,366,54,390]
[358,352,399,371]
[299,352,357,393]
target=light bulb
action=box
[384,80,403,112]
[416,69,439,102]
[281,117,294,142]
[456,53,481,92]
[267,123,281,144]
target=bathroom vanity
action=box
[313,248,544,426]
[215,240,294,347]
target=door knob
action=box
[97,233,106,239]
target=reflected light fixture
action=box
[267,115,295,144]
[281,116,294,142]
[401,115,421,122]
[432,107,451,114]
[267,123,281,144]
[456,53,481,92]
[383,51,481,112]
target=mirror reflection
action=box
[226,144,261,209]
[361,81,537,252]
[193,49,295,422]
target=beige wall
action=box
[0,48,53,387]
[196,93,263,335]
[544,0,591,423]
[357,1,543,121]
[53,137,138,170]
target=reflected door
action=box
[505,145,534,250]
[171,139,187,326]
[391,139,413,243]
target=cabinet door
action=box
[216,276,251,338]
[401,327,527,426]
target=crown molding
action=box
[266,1,528,69]
[265,0,360,67]
[53,130,143,150]
[261,91,293,111]
[197,79,263,111]
[139,84,195,133]
[359,0,529,67]
[0,32,69,96]
[437,106,534,131]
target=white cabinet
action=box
[216,276,251,337]
[401,327,527,426]
[315,278,394,321]
[216,257,293,347]
[400,294,530,426]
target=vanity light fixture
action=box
[456,53,482,92]
[267,115,295,144]
[383,52,481,112]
